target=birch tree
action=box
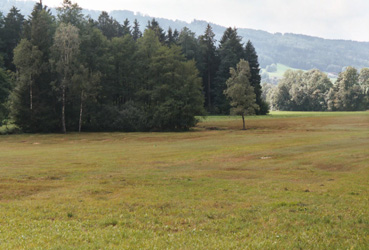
[52,23,80,133]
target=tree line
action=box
[0,0,266,133]
[262,67,369,111]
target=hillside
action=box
[2,0,369,73]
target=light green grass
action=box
[262,64,303,79]
[262,64,337,82]
[0,112,368,249]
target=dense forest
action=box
[2,0,369,73]
[0,1,267,133]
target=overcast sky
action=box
[39,0,369,42]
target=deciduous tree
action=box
[52,23,80,133]
[224,59,259,130]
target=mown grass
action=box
[261,64,337,82]
[0,111,368,249]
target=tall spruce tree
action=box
[97,11,121,39]
[122,18,131,36]
[132,19,142,41]
[199,24,218,112]
[244,40,268,114]
[214,27,244,114]
[0,12,4,66]
[56,0,84,28]
[12,2,57,132]
[2,7,24,71]
[146,18,166,43]
[178,27,200,62]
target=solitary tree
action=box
[224,59,259,130]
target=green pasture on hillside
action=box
[0,111,368,249]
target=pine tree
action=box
[98,11,120,39]
[178,27,199,61]
[122,18,131,36]
[244,40,268,114]
[199,24,218,112]
[214,27,244,114]
[11,2,58,132]
[132,19,142,41]
[56,0,84,28]
[2,7,24,71]
[146,18,165,43]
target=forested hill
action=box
[2,0,369,73]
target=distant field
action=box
[261,64,338,82]
[0,112,368,249]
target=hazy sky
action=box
[39,0,369,42]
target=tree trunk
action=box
[242,114,245,130]
[79,90,83,133]
[62,82,66,134]
[29,78,33,110]
[207,70,211,111]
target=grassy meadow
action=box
[261,64,337,82]
[0,111,368,249]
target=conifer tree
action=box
[199,24,218,112]
[132,19,142,41]
[98,11,121,39]
[244,40,268,114]
[146,18,165,43]
[214,27,244,114]
[57,0,84,28]
[12,2,57,132]
[2,7,24,71]
[122,18,131,36]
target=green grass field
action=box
[0,111,368,249]
[261,64,338,82]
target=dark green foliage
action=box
[166,27,179,47]
[97,11,122,39]
[245,40,268,114]
[11,2,58,132]
[0,68,11,125]
[136,30,204,130]
[122,18,131,36]
[56,0,84,28]
[198,24,218,113]
[147,18,166,43]
[1,7,24,71]
[104,35,138,107]
[178,27,199,62]
[214,27,244,114]
[132,19,142,41]
[329,67,367,111]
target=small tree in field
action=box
[224,59,259,130]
